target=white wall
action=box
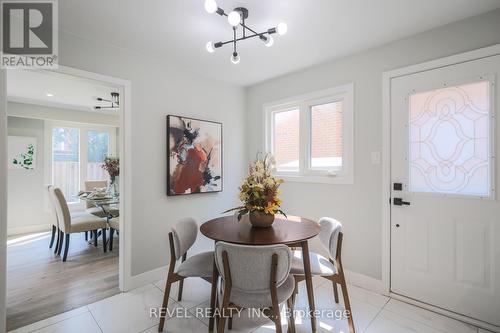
[0,69,8,333]
[7,117,53,234]
[6,103,120,235]
[57,31,246,276]
[245,9,500,280]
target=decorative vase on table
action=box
[225,152,286,228]
[102,156,120,197]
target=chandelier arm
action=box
[217,30,274,47]
[233,27,237,54]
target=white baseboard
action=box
[7,224,52,236]
[126,265,168,291]
[344,269,387,295]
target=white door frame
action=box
[0,65,134,293]
[382,43,500,331]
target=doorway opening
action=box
[5,66,130,331]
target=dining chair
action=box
[291,217,355,332]
[108,217,119,251]
[84,180,119,218]
[158,218,214,332]
[46,185,59,252]
[215,242,296,333]
[49,187,108,261]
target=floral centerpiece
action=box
[102,156,120,196]
[225,153,286,227]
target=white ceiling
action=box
[7,70,120,114]
[59,0,500,86]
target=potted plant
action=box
[225,153,286,227]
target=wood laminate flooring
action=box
[6,230,119,331]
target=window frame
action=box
[44,120,117,210]
[264,83,354,184]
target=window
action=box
[265,84,354,184]
[47,122,116,205]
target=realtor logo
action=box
[1,0,58,68]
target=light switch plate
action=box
[371,151,381,165]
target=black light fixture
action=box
[95,92,119,110]
[204,0,288,64]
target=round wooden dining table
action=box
[201,214,321,332]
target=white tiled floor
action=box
[9,278,494,333]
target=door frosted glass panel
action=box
[87,131,110,181]
[409,81,491,197]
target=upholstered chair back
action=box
[171,218,198,260]
[215,242,292,293]
[318,217,343,260]
[84,180,107,209]
[51,187,72,233]
[47,185,58,227]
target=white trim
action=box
[381,44,500,308]
[344,269,387,295]
[390,293,500,333]
[263,83,354,184]
[7,224,52,236]
[127,265,168,291]
[37,65,133,292]
[0,68,8,333]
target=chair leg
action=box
[177,278,185,302]
[228,314,233,330]
[109,228,114,251]
[287,297,296,333]
[102,228,107,253]
[218,290,231,333]
[158,278,173,332]
[54,228,60,254]
[62,234,70,262]
[339,275,355,333]
[49,225,56,248]
[332,281,339,303]
[93,230,98,247]
[85,231,88,241]
[57,230,64,255]
[272,305,283,333]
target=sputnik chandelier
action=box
[204,0,288,64]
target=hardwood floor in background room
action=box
[6,231,119,331]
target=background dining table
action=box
[201,214,321,332]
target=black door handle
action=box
[393,198,410,206]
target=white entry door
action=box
[390,54,500,327]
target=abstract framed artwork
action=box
[167,115,223,196]
[7,136,37,170]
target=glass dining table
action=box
[80,195,120,220]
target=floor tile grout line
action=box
[364,295,391,331]
[88,308,104,333]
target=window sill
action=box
[276,173,354,185]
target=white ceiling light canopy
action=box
[204,5,288,64]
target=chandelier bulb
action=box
[230,52,240,64]
[204,0,217,14]
[227,11,241,26]
[277,22,288,36]
[206,41,215,53]
[265,35,274,47]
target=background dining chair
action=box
[49,187,108,262]
[158,218,214,332]
[291,217,355,332]
[84,180,119,218]
[46,185,59,252]
[108,217,119,251]
[215,242,296,333]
